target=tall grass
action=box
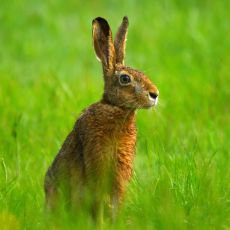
[0,0,229,229]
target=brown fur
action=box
[44,16,159,219]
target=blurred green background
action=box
[0,0,229,229]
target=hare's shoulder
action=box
[74,102,135,135]
[76,102,129,124]
[88,102,127,116]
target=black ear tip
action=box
[123,16,129,22]
[92,17,108,25]
[92,17,110,35]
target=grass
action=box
[0,0,229,229]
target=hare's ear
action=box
[92,17,115,75]
[114,16,129,65]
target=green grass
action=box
[0,0,229,229]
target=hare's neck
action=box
[100,99,136,125]
[101,97,136,113]
[117,109,136,128]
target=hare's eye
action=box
[119,74,131,85]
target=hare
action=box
[44,16,159,219]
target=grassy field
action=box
[0,0,229,229]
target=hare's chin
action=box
[142,100,158,109]
[149,97,158,107]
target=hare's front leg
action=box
[83,148,115,223]
[110,161,133,220]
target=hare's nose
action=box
[149,92,158,100]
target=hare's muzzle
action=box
[148,91,159,106]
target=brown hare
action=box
[44,16,159,220]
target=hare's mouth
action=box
[149,95,158,107]
[140,97,158,109]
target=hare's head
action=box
[92,17,159,109]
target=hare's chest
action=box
[104,124,137,159]
[104,126,137,181]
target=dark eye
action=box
[119,74,131,85]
